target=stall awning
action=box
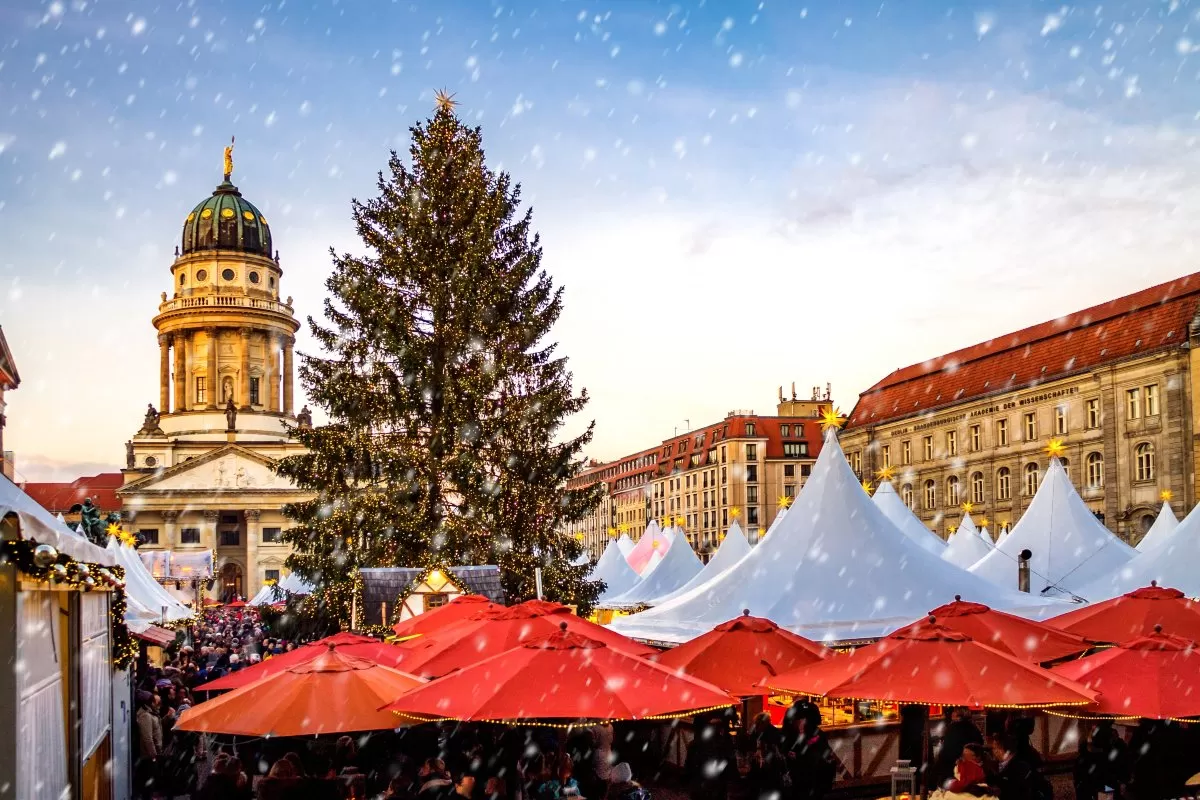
[0,475,115,565]
[134,625,176,647]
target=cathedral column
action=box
[162,510,179,548]
[239,327,252,410]
[283,336,295,416]
[206,327,219,409]
[268,333,281,412]
[244,509,261,599]
[173,332,187,412]
[202,510,219,551]
[158,334,170,412]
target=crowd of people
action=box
[133,610,1200,800]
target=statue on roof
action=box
[296,405,313,429]
[125,440,135,469]
[140,403,161,435]
[223,136,235,181]
[71,498,106,546]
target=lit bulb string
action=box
[391,703,736,729]
[1042,708,1200,725]
[759,686,1091,711]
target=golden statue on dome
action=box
[223,136,235,181]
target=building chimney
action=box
[1017,549,1032,593]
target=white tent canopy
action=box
[969,458,1136,597]
[957,513,979,537]
[277,571,314,595]
[1135,502,1178,552]
[588,540,643,603]
[626,521,671,575]
[649,521,752,606]
[0,477,115,565]
[616,534,635,557]
[601,530,704,609]
[941,524,993,570]
[106,538,193,632]
[610,429,1061,643]
[1077,503,1200,599]
[872,481,945,554]
[248,583,280,607]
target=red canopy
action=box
[178,648,425,736]
[225,599,247,608]
[382,625,732,723]
[890,596,1090,663]
[764,617,1096,710]
[1052,627,1200,719]
[1048,584,1200,643]
[654,613,831,697]
[391,594,499,639]
[197,632,407,691]
[393,599,657,678]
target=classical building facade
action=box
[564,388,830,559]
[115,157,312,602]
[840,273,1200,543]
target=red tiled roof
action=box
[22,473,125,514]
[847,272,1200,429]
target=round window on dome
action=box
[243,210,255,221]
[259,216,268,225]
[249,271,261,284]
[222,268,235,281]
[196,269,208,281]
[220,208,235,218]
[200,208,213,219]
[187,212,196,222]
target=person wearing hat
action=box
[784,701,838,800]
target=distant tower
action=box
[151,152,300,439]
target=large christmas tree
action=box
[277,93,602,623]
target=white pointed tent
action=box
[640,550,663,576]
[941,524,993,570]
[601,531,704,609]
[616,534,635,558]
[649,521,752,606]
[609,429,1061,643]
[626,521,670,574]
[588,540,643,602]
[984,526,999,545]
[106,538,193,631]
[1076,503,1200,599]
[277,571,314,595]
[957,513,979,537]
[872,481,945,554]
[1135,502,1178,552]
[969,459,1136,596]
[248,583,280,607]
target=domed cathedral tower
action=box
[119,143,312,605]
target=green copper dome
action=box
[180,181,273,257]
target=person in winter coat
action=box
[746,716,788,800]
[1074,722,1129,800]
[605,762,650,800]
[988,734,1039,800]
[135,694,164,799]
[936,709,985,788]
[784,701,838,800]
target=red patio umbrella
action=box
[1048,584,1200,644]
[225,599,247,608]
[391,594,498,639]
[654,612,832,697]
[393,600,657,678]
[764,617,1096,710]
[1051,626,1200,720]
[890,596,1090,663]
[197,632,407,691]
[177,647,425,736]
[382,624,733,723]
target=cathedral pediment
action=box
[120,444,298,493]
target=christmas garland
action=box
[0,537,137,669]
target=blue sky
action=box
[1,0,1198,480]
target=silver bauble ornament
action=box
[33,544,58,569]
[51,564,68,581]
[82,576,96,591]
[76,564,90,578]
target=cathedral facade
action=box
[118,155,312,602]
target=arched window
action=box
[997,467,1011,501]
[946,476,960,506]
[970,472,985,504]
[902,483,914,509]
[1086,452,1104,489]
[1024,463,1040,496]
[1136,442,1155,481]
[924,479,936,510]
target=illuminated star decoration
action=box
[979,516,990,528]
[617,522,628,533]
[106,522,122,538]
[434,89,458,113]
[1045,438,1067,458]
[861,480,874,495]
[778,495,793,509]
[876,465,896,482]
[674,515,686,527]
[820,406,847,432]
[573,533,584,541]
[948,525,958,534]
[961,501,975,514]
[1161,489,1174,502]
[607,527,618,537]
[729,507,741,519]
